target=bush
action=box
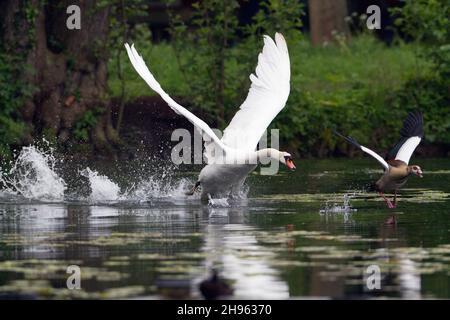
[110,34,428,156]
[73,108,104,142]
[392,0,449,79]
[0,53,34,159]
[272,35,433,156]
[108,1,448,157]
[390,0,450,147]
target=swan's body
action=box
[125,33,295,200]
[199,164,256,200]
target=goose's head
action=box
[280,152,296,170]
[409,165,423,178]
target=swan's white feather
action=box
[124,43,229,155]
[221,33,291,151]
[125,33,290,163]
[395,136,421,165]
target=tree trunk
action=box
[0,0,118,155]
[309,0,349,46]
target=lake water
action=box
[0,151,449,299]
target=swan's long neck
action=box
[250,148,281,164]
[217,148,280,165]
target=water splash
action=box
[80,167,121,202]
[125,176,194,203]
[79,166,193,203]
[0,144,196,204]
[320,193,357,214]
[208,194,230,208]
[0,144,66,201]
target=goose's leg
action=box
[385,214,397,226]
[379,192,394,209]
[393,190,397,208]
[185,181,200,196]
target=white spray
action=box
[0,144,66,201]
[80,167,121,202]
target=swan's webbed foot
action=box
[185,181,200,196]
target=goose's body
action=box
[374,160,411,192]
[125,33,295,201]
[336,111,424,208]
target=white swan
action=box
[125,33,296,201]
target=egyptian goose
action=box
[335,111,424,208]
[125,33,296,201]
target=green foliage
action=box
[24,0,40,41]
[108,40,188,99]
[107,1,448,156]
[272,35,429,156]
[390,0,450,145]
[390,75,450,144]
[243,0,304,41]
[168,0,242,126]
[168,0,304,127]
[73,108,104,142]
[0,53,33,158]
[109,34,425,156]
[392,0,449,77]
[104,1,150,97]
[0,0,41,159]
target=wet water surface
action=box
[1,155,450,299]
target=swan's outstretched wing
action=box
[124,43,229,154]
[221,33,290,151]
[385,111,423,165]
[334,130,389,170]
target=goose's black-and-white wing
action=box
[334,130,389,170]
[385,111,423,165]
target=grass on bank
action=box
[109,35,428,102]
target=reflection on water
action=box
[200,206,289,299]
[1,159,450,299]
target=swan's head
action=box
[280,152,296,170]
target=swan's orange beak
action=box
[286,159,296,170]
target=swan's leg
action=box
[185,181,200,196]
[230,178,245,199]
